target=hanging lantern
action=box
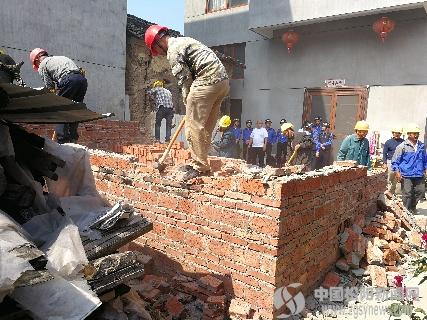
[282,30,299,54]
[372,16,395,42]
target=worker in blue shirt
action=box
[314,122,334,169]
[265,119,277,166]
[231,118,242,158]
[383,127,404,194]
[276,119,288,167]
[392,123,427,213]
[312,116,322,137]
[242,120,253,161]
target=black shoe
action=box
[177,165,193,172]
[181,168,211,182]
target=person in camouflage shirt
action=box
[145,25,229,182]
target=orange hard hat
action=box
[144,25,168,56]
[29,48,47,71]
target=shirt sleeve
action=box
[168,48,193,104]
[250,131,255,139]
[337,136,350,161]
[38,64,55,89]
[391,143,404,172]
[382,141,389,163]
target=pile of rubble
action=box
[330,191,423,288]
[95,273,227,319]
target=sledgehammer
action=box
[153,117,186,172]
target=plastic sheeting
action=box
[11,276,101,320]
[0,210,36,302]
[43,140,100,198]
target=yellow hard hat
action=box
[0,48,5,55]
[281,122,294,132]
[152,80,164,88]
[219,115,232,128]
[354,120,369,131]
[391,126,403,133]
[405,123,421,133]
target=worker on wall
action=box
[282,122,314,172]
[383,127,404,194]
[148,80,175,143]
[145,25,229,182]
[29,48,87,144]
[337,120,370,167]
[211,115,238,158]
[392,123,427,213]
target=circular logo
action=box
[273,283,305,319]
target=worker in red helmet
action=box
[29,48,87,144]
[145,25,229,182]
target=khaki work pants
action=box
[185,80,229,172]
[387,160,400,194]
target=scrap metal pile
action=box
[0,84,152,319]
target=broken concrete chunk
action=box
[367,265,387,288]
[366,240,384,265]
[383,249,400,266]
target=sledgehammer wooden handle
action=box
[157,117,185,164]
[286,149,298,165]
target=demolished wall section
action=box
[24,120,149,152]
[88,147,387,318]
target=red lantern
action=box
[282,30,299,54]
[373,16,395,42]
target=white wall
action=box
[367,86,427,143]
[0,0,128,119]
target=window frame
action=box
[205,0,248,13]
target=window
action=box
[206,0,248,12]
[211,43,245,79]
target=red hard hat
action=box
[29,48,47,71]
[144,25,168,56]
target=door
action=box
[303,87,369,159]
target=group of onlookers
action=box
[214,115,426,214]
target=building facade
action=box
[0,0,128,119]
[185,0,427,144]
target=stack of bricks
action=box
[89,147,387,319]
[24,120,149,152]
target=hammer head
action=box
[153,161,167,172]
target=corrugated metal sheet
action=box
[0,83,108,124]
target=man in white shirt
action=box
[249,120,268,167]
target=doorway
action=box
[303,87,369,159]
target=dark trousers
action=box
[402,177,425,211]
[249,147,265,167]
[276,142,287,167]
[242,143,250,161]
[55,73,87,144]
[265,143,275,166]
[314,149,332,169]
[155,106,174,141]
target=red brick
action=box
[237,178,265,196]
[250,216,279,235]
[251,195,282,208]
[321,272,341,289]
[165,296,185,317]
[198,275,224,294]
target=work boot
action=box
[181,167,209,182]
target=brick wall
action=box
[24,120,150,152]
[88,146,386,319]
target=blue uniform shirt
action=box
[232,127,242,140]
[276,129,288,143]
[266,127,277,144]
[242,127,253,143]
[383,137,404,162]
[312,125,322,136]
